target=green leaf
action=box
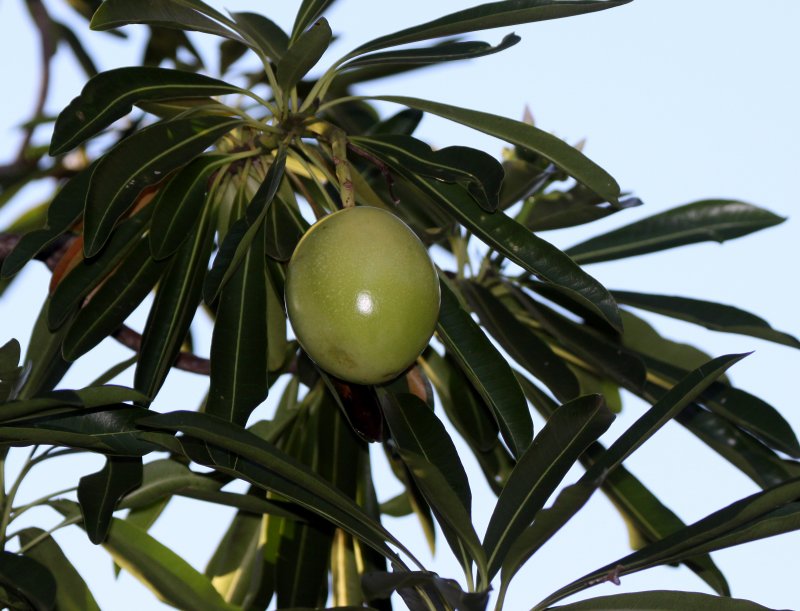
[0,339,21,402]
[206,222,269,426]
[350,0,631,56]
[614,290,800,349]
[205,511,263,604]
[79,456,144,544]
[291,0,337,42]
[90,0,242,43]
[265,179,309,261]
[369,95,621,206]
[0,551,56,611]
[361,571,489,611]
[1,164,92,278]
[351,134,505,211]
[18,528,100,611]
[62,238,168,361]
[140,410,418,569]
[484,394,614,579]
[17,298,72,399]
[277,18,332,93]
[536,477,800,609]
[565,200,785,264]
[436,277,532,458]
[522,185,641,232]
[343,33,519,71]
[149,155,222,259]
[231,12,289,62]
[135,201,214,399]
[461,280,579,401]
[48,206,153,330]
[51,67,243,155]
[546,590,780,611]
[83,115,241,256]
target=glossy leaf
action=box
[370,95,621,206]
[614,290,800,349]
[276,18,332,93]
[90,0,242,43]
[350,0,631,56]
[51,67,243,155]
[140,410,417,568]
[566,200,785,264]
[83,115,241,256]
[231,12,289,62]
[18,528,100,611]
[436,278,532,458]
[343,33,519,71]
[351,134,505,211]
[62,238,168,361]
[0,551,56,611]
[135,202,214,400]
[461,280,579,401]
[546,590,780,611]
[484,394,614,579]
[206,222,269,426]
[78,456,144,544]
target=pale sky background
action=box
[1,1,799,610]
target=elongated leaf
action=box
[48,206,152,330]
[90,0,242,43]
[546,590,780,611]
[350,0,630,56]
[1,164,93,278]
[503,354,746,587]
[62,238,168,361]
[343,33,519,71]
[566,200,785,264]
[0,385,144,422]
[135,202,213,399]
[17,298,72,399]
[351,134,504,211]
[461,280,579,401]
[119,458,217,509]
[232,12,289,62]
[523,185,641,232]
[484,394,614,579]
[18,529,100,611]
[265,180,308,261]
[205,511,263,604]
[149,155,221,259]
[0,551,56,611]
[51,67,243,155]
[291,0,337,41]
[140,410,417,568]
[369,95,621,206]
[84,115,241,256]
[536,477,800,609]
[206,222,269,426]
[436,278,532,458]
[0,339,21,403]
[362,571,489,611]
[78,456,144,544]
[614,290,800,349]
[277,18,332,93]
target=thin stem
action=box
[0,446,37,542]
[10,486,77,521]
[15,514,82,554]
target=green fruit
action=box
[285,206,440,385]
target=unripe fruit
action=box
[285,206,440,385]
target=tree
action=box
[0,0,798,609]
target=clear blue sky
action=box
[1,1,798,609]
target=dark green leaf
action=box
[265,179,309,261]
[83,115,241,256]
[62,238,168,361]
[232,11,289,62]
[343,33,519,71]
[566,200,785,264]
[79,456,144,544]
[436,277,532,458]
[205,511,263,605]
[135,201,214,399]
[90,0,242,43]
[16,298,72,399]
[0,551,56,611]
[361,571,489,611]
[0,339,21,402]
[18,528,100,611]
[51,67,243,155]
[614,290,800,350]
[369,95,621,206]
[484,394,614,579]
[461,281,579,401]
[350,0,632,56]
[277,18,332,93]
[368,108,423,136]
[546,590,780,611]
[351,134,504,211]
[522,185,641,231]
[55,21,99,77]
[206,222,269,426]
[291,0,337,42]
